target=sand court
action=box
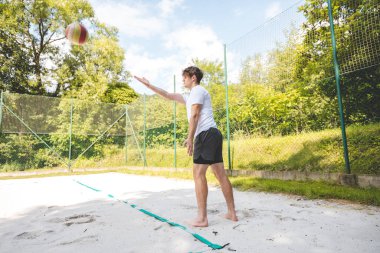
[1,172,379,252]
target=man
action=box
[134,66,238,227]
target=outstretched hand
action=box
[134,76,151,87]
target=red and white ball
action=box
[65,22,89,45]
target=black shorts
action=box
[193,127,223,165]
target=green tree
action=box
[192,58,224,86]
[0,0,139,170]
[58,22,136,103]
[0,0,94,95]
[240,54,266,85]
[267,25,302,92]
[0,1,33,93]
[0,0,138,104]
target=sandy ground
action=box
[0,172,379,253]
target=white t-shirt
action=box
[183,85,217,137]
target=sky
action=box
[88,0,302,94]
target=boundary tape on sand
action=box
[73,179,229,251]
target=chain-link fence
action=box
[223,0,379,175]
[0,91,191,171]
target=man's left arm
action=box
[186,104,202,156]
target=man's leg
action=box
[211,162,238,221]
[191,163,209,227]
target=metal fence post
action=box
[125,105,128,163]
[328,0,351,174]
[0,91,3,132]
[224,44,232,172]
[143,93,147,168]
[68,99,73,171]
[173,75,177,170]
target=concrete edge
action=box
[0,166,379,188]
[226,169,380,188]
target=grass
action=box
[230,177,380,206]
[1,168,379,207]
[80,123,378,175]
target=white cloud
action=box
[91,1,165,38]
[265,2,282,19]
[164,24,224,63]
[125,44,182,94]
[126,24,224,94]
[89,1,224,95]
[158,0,184,17]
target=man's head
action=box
[182,66,203,88]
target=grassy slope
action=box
[72,123,380,175]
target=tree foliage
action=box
[0,0,137,104]
[297,0,380,123]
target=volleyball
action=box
[65,22,89,45]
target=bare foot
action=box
[224,212,238,222]
[188,218,208,227]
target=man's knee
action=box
[193,165,207,179]
[211,163,225,174]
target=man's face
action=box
[182,74,195,88]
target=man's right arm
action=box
[147,83,185,104]
[134,76,185,104]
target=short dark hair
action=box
[182,66,203,84]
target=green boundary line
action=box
[73,179,227,250]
